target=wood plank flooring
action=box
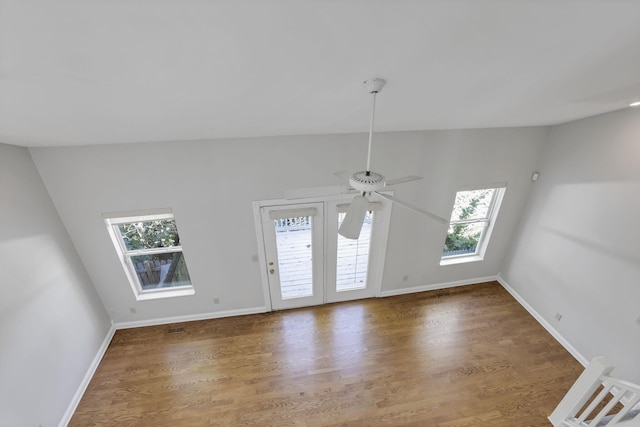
[70,281,584,426]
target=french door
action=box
[254,195,391,310]
[259,203,325,310]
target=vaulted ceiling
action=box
[2,0,640,147]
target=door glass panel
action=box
[336,211,372,292]
[274,216,314,299]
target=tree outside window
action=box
[442,187,504,260]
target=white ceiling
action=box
[1,0,640,147]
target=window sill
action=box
[135,287,195,301]
[439,255,483,266]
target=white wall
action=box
[30,127,546,324]
[0,143,111,426]
[501,107,640,382]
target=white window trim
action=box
[104,210,195,301]
[440,184,506,266]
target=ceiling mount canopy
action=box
[363,78,386,94]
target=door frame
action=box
[252,193,392,311]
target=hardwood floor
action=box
[70,282,583,426]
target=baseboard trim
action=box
[59,323,116,427]
[378,275,499,298]
[496,275,588,367]
[114,306,268,330]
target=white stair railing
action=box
[549,357,640,426]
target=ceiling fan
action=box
[287,78,448,239]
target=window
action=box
[440,185,506,265]
[104,209,194,300]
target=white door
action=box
[259,203,324,310]
[255,195,391,310]
[325,197,391,303]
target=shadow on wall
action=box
[538,181,640,266]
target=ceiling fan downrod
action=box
[346,78,388,199]
[364,78,385,175]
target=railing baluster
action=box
[576,383,614,423]
[607,395,640,425]
[550,357,640,426]
[588,385,621,426]
[549,357,614,427]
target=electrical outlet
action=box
[403,275,409,282]
[555,312,563,321]
[251,254,259,262]
[129,307,137,314]
[213,298,220,305]
[635,315,640,325]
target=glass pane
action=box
[274,216,313,300]
[130,252,192,290]
[118,219,180,251]
[450,189,496,221]
[442,221,485,257]
[336,211,372,292]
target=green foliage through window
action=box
[118,220,180,251]
[443,189,495,256]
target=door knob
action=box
[269,268,275,274]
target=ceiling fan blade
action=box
[338,195,369,239]
[284,185,352,200]
[385,175,423,186]
[376,192,448,224]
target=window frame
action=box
[440,184,506,265]
[104,209,195,300]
